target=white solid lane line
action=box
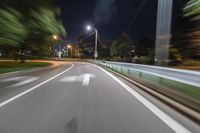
[93,64,191,133]
[0,64,74,108]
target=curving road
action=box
[0,62,199,133]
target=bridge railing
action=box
[91,60,200,113]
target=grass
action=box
[0,61,52,74]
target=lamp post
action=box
[67,45,72,58]
[86,25,98,60]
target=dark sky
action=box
[55,0,188,44]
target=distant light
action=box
[67,45,71,48]
[53,35,58,40]
[86,25,92,31]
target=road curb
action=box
[100,65,200,124]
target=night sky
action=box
[55,0,188,44]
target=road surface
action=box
[0,62,199,133]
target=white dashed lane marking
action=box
[0,76,39,87]
[59,73,95,86]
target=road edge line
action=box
[92,64,191,133]
[0,64,74,108]
[102,65,200,123]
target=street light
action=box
[86,25,92,31]
[67,45,71,49]
[67,44,72,58]
[86,25,98,59]
[53,35,58,40]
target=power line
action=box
[125,0,147,32]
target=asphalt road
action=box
[105,61,200,87]
[0,62,199,133]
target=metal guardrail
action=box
[92,60,200,113]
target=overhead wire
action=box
[124,0,147,32]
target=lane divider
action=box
[0,64,74,108]
[93,64,191,133]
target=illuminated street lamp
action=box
[86,25,98,59]
[67,45,71,49]
[86,25,92,31]
[67,44,72,58]
[53,35,58,40]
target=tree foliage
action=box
[137,36,154,57]
[0,0,66,59]
[76,35,94,58]
[76,34,112,59]
[98,39,111,59]
[111,33,134,59]
[29,8,66,37]
[26,7,66,56]
[183,0,200,18]
[172,0,200,60]
[0,8,27,47]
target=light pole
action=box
[86,25,98,60]
[67,45,72,58]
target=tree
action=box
[172,0,200,60]
[0,8,27,47]
[29,8,66,37]
[26,7,66,57]
[111,33,134,61]
[76,35,94,58]
[0,8,27,58]
[183,0,200,18]
[0,0,66,60]
[137,36,155,57]
[98,38,111,59]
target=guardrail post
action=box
[139,72,142,79]
[127,68,130,76]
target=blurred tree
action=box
[169,46,183,65]
[0,8,27,59]
[25,7,66,57]
[98,38,111,59]
[76,34,111,59]
[134,36,155,64]
[111,33,134,62]
[30,8,65,36]
[137,36,155,56]
[76,35,94,58]
[172,0,200,61]
[0,8,27,47]
[183,0,200,18]
[0,0,66,60]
